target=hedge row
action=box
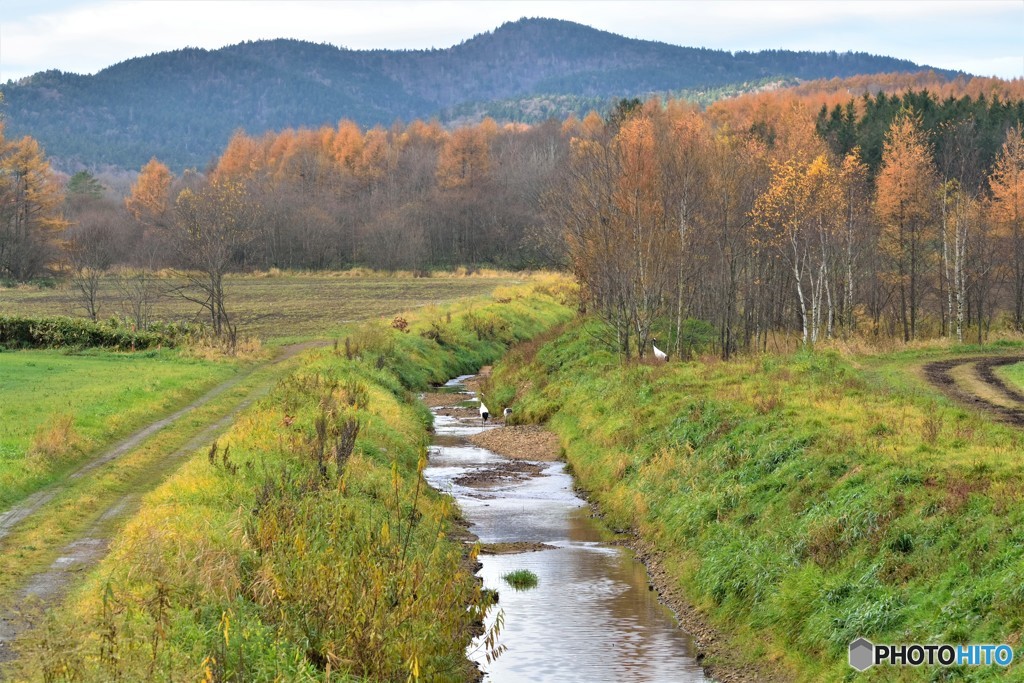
[0,316,190,350]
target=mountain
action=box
[0,18,961,172]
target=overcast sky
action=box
[2,0,1022,83]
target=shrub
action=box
[0,315,186,350]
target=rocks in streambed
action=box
[478,541,556,554]
[468,424,561,461]
[453,460,545,487]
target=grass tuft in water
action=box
[502,569,539,591]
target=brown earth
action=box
[923,355,1024,425]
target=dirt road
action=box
[0,341,325,668]
[923,355,1024,425]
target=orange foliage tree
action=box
[875,111,937,341]
[988,125,1024,329]
[125,157,174,226]
[0,128,68,280]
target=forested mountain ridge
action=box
[0,17,958,171]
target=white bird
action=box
[479,402,490,422]
[651,338,668,361]
[503,407,512,421]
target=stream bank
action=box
[424,376,709,682]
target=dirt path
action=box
[0,340,325,668]
[0,341,322,542]
[923,355,1024,425]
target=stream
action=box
[424,375,709,682]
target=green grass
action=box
[0,270,529,343]
[502,569,539,591]
[994,360,1024,392]
[0,349,237,508]
[488,322,1024,681]
[6,279,575,682]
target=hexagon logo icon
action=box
[849,638,874,671]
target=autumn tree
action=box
[875,111,937,342]
[552,111,678,358]
[988,125,1024,329]
[172,178,260,340]
[699,131,767,358]
[754,154,844,344]
[125,157,173,227]
[837,149,872,334]
[658,102,710,356]
[553,133,631,354]
[0,130,68,281]
[437,124,491,190]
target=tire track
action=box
[0,341,322,542]
[0,341,325,669]
[923,355,1024,426]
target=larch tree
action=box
[436,126,491,190]
[125,157,174,227]
[875,111,937,342]
[0,130,68,281]
[988,124,1024,329]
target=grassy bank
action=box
[487,321,1024,681]
[6,277,573,681]
[0,349,238,509]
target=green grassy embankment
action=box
[486,321,1024,681]
[7,278,574,682]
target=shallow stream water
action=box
[424,376,709,682]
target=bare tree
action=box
[114,269,165,329]
[171,178,260,340]
[67,222,116,320]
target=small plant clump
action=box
[502,569,539,591]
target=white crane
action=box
[651,337,668,361]
[479,401,490,422]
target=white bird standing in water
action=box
[651,338,668,361]
[479,402,490,422]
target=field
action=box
[0,270,528,343]
[0,349,237,508]
[0,271,530,507]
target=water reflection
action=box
[425,382,709,683]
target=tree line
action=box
[553,92,1024,358]
[2,86,1023,352]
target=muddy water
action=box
[424,377,708,682]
